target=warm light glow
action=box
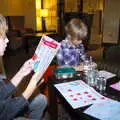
[36,9,40,17]
[36,17,42,30]
[36,0,41,9]
[99,2,103,10]
[49,10,56,17]
[35,0,57,31]
[39,9,49,17]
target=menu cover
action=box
[54,80,108,109]
[32,35,60,82]
[98,70,116,80]
[110,81,120,91]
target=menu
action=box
[98,70,116,80]
[54,80,108,109]
[110,81,120,91]
[84,99,120,120]
[32,35,60,82]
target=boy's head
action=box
[65,18,88,46]
[0,14,9,56]
[0,14,8,38]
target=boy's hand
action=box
[23,72,45,100]
[19,58,33,77]
[74,65,84,71]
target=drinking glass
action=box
[96,76,106,94]
[85,69,99,87]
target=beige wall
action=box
[0,0,36,30]
[0,0,24,16]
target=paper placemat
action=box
[84,99,120,120]
[54,80,108,109]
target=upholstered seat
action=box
[97,45,120,78]
[104,45,120,64]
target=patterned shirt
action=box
[57,39,88,66]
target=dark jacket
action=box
[0,79,28,120]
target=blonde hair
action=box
[0,14,8,37]
[65,18,88,41]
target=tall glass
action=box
[96,76,107,94]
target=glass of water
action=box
[86,69,99,87]
[96,76,107,94]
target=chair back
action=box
[105,45,120,65]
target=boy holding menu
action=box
[0,13,60,120]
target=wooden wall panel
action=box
[103,0,120,43]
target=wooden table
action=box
[47,73,119,120]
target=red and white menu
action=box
[54,80,108,109]
[32,35,60,82]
